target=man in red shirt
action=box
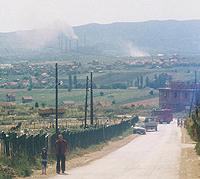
[54,134,69,174]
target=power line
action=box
[0,41,18,64]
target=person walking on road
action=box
[177,117,180,127]
[41,148,49,175]
[54,134,69,174]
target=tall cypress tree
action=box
[140,76,143,89]
[73,75,77,86]
[68,75,72,92]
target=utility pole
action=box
[90,72,93,125]
[84,76,89,128]
[195,71,198,117]
[55,63,58,133]
[109,69,112,95]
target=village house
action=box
[22,96,33,103]
[6,93,15,102]
[92,60,99,65]
[30,76,38,83]
[41,73,49,77]
[66,62,74,66]
[0,102,15,106]
[19,80,30,86]
[93,101,111,107]
[61,101,75,106]
[159,82,199,112]
[7,82,18,87]
[105,64,112,70]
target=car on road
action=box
[132,123,146,135]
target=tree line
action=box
[135,73,171,89]
[60,73,171,92]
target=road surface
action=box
[50,120,181,179]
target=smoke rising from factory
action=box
[15,20,78,50]
[123,42,150,57]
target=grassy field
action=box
[0,88,158,106]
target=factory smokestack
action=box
[76,39,79,50]
[60,37,63,51]
[84,36,86,47]
[69,39,71,51]
[58,36,61,50]
[58,35,63,51]
[66,39,68,51]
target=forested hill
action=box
[0,20,200,60]
[73,20,200,56]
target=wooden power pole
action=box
[84,76,89,128]
[55,63,58,133]
[90,72,93,125]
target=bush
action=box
[35,102,39,108]
[149,90,154,95]
[27,87,32,91]
[0,163,16,179]
[195,142,200,156]
[100,92,104,96]
[0,154,33,177]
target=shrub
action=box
[149,90,154,95]
[100,92,104,96]
[0,154,33,177]
[27,87,32,91]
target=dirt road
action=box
[50,120,182,179]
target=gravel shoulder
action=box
[179,127,200,179]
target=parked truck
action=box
[144,117,158,131]
[151,109,173,124]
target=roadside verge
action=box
[179,127,200,179]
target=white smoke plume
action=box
[50,20,78,40]
[15,20,78,49]
[123,42,150,57]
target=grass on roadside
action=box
[186,116,200,155]
[0,154,41,179]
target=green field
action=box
[0,88,158,106]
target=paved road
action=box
[50,120,181,179]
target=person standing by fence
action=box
[54,134,69,174]
[41,148,49,175]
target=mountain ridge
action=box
[0,20,200,60]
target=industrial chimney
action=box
[66,39,68,51]
[69,39,71,51]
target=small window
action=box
[185,93,187,98]
[174,92,177,98]
[164,92,167,98]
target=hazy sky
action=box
[1,0,200,32]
